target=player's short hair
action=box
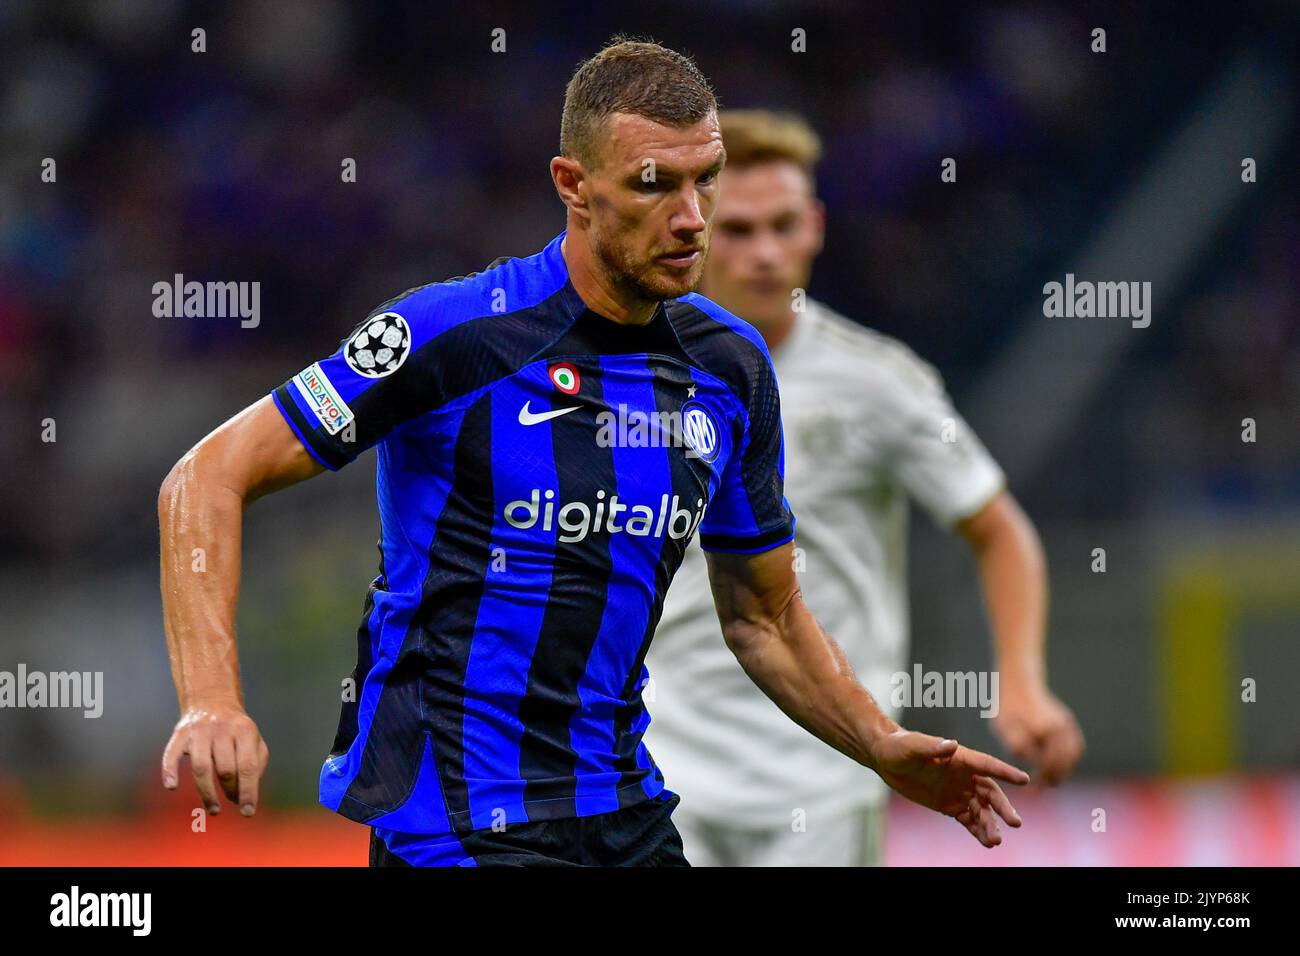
[561,37,718,169]
[718,109,823,186]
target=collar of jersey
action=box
[546,228,672,335]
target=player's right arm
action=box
[157,288,473,817]
[158,396,325,817]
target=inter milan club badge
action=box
[680,400,721,462]
[549,362,581,395]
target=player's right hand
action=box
[161,700,270,817]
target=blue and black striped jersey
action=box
[271,231,795,837]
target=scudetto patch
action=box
[549,362,580,394]
[345,312,411,378]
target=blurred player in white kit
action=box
[645,110,1085,866]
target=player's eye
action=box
[697,169,718,186]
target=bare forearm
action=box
[725,592,899,770]
[973,510,1048,687]
[158,453,247,711]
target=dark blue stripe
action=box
[417,392,498,832]
[611,361,707,801]
[567,356,671,815]
[515,363,615,816]
[319,408,469,823]
[461,368,560,829]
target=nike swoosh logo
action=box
[518,401,581,426]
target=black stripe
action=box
[539,304,691,363]
[697,523,794,553]
[334,392,495,824]
[666,300,790,537]
[330,293,577,827]
[515,363,617,815]
[335,648,426,821]
[273,383,350,469]
[328,537,385,758]
[416,393,497,830]
[612,362,704,802]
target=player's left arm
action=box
[705,542,1029,848]
[696,319,1025,845]
[957,490,1085,785]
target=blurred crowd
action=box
[0,0,1296,571]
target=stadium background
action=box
[0,0,1297,865]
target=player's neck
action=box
[761,307,799,353]
[561,232,659,326]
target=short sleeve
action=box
[697,343,796,553]
[886,363,1006,530]
[271,302,442,470]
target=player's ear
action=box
[550,156,589,219]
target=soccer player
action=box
[157,40,1028,867]
[645,110,1084,866]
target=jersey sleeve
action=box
[697,342,797,554]
[270,297,446,470]
[883,357,1006,529]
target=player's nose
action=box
[669,186,708,237]
[752,227,784,266]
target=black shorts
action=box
[369,792,690,867]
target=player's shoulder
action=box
[665,292,776,397]
[669,292,771,355]
[806,298,946,397]
[355,239,568,347]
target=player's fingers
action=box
[187,727,222,815]
[912,734,959,762]
[1039,718,1085,785]
[955,745,1030,786]
[212,731,239,805]
[1021,731,1052,779]
[976,775,1023,827]
[995,719,1037,762]
[1034,732,1066,785]
[962,799,1002,848]
[978,804,1003,847]
[234,726,264,816]
[161,732,184,789]
[1064,715,1087,767]
[1032,715,1069,780]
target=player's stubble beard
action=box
[591,225,709,311]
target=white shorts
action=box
[672,803,886,867]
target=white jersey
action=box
[644,298,1006,825]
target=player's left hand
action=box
[869,731,1029,847]
[992,684,1085,786]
